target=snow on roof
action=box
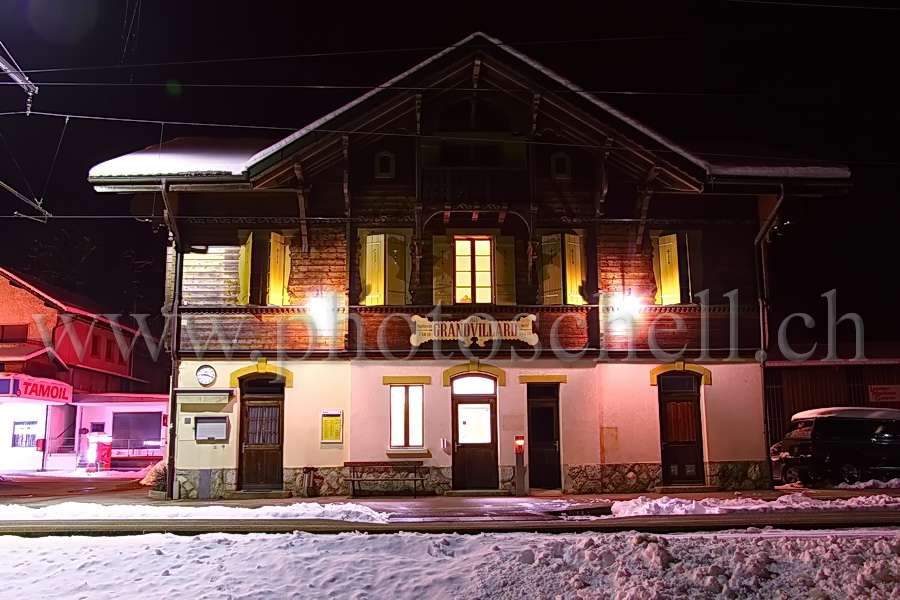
[88,137,275,179]
[792,407,900,421]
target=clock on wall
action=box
[196,365,217,387]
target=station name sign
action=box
[410,314,538,347]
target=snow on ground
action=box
[0,501,389,523]
[610,492,900,517]
[0,474,12,482]
[1,529,899,600]
[839,478,900,490]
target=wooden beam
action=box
[635,166,659,251]
[414,93,422,135]
[471,58,481,89]
[342,134,350,217]
[443,203,451,225]
[293,163,309,253]
[532,93,541,135]
[498,201,508,224]
[594,137,612,218]
[160,180,182,251]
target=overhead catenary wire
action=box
[7,110,900,167]
[723,0,900,10]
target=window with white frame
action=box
[390,385,423,447]
[11,421,39,448]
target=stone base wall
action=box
[286,465,452,497]
[175,468,237,499]
[563,461,770,493]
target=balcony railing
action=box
[420,166,529,207]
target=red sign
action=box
[0,373,73,403]
[869,385,900,404]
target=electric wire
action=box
[723,0,900,10]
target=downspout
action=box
[754,187,784,488]
[163,177,184,500]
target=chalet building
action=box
[0,266,168,472]
[89,33,850,498]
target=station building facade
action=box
[89,33,850,498]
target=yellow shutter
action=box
[564,234,586,305]
[385,234,407,305]
[657,233,681,305]
[237,232,252,305]
[432,235,453,305]
[540,234,563,305]
[364,234,386,306]
[282,237,292,305]
[267,232,286,306]
[494,236,516,305]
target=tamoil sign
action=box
[0,373,73,403]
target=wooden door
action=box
[451,375,498,489]
[240,397,284,490]
[658,374,705,485]
[528,388,561,489]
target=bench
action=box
[344,461,425,498]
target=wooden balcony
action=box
[420,167,529,208]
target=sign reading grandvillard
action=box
[410,314,538,347]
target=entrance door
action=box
[239,377,285,490]
[451,375,498,489]
[658,373,705,485]
[527,384,561,489]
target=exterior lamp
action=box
[514,435,526,454]
[609,289,642,334]
[307,291,336,337]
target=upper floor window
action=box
[362,232,408,306]
[105,340,114,361]
[651,232,698,306]
[539,233,586,305]
[0,324,28,343]
[432,235,516,306]
[550,152,571,180]
[237,231,292,306]
[90,336,100,357]
[374,151,395,179]
[454,237,492,304]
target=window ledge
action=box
[385,448,432,459]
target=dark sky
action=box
[1,0,898,340]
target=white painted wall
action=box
[0,402,47,471]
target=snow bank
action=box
[0,502,389,523]
[838,478,900,490]
[1,529,899,599]
[0,474,11,482]
[611,493,900,517]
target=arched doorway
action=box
[239,375,285,491]
[657,372,705,485]
[451,374,498,489]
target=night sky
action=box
[1,0,898,342]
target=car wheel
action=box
[838,463,861,485]
[798,467,823,487]
[782,465,801,485]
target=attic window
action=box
[0,324,28,343]
[375,151,395,179]
[551,152,571,180]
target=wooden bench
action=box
[344,461,425,498]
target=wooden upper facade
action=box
[89,33,850,360]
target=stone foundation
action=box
[499,465,516,492]
[286,465,452,497]
[175,468,236,499]
[563,461,770,493]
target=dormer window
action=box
[551,152,571,180]
[374,151,395,179]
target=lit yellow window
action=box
[454,237,492,303]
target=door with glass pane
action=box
[658,373,705,485]
[451,375,498,489]
[240,397,284,490]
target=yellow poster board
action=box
[321,410,343,443]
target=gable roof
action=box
[88,32,850,191]
[0,266,142,336]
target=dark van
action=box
[772,407,900,486]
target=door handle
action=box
[554,441,559,451]
[454,442,460,453]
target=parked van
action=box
[771,407,900,486]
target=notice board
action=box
[321,410,343,443]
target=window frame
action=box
[11,420,39,448]
[550,151,572,180]
[389,385,424,448]
[374,150,396,179]
[0,324,28,343]
[90,336,101,358]
[453,235,493,304]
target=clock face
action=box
[196,365,217,387]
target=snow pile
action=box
[838,478,900,490]
[611,493,900,517]
[0,502,389,523]
[1,529,899,599]
[139,460,165,487]
[0,474,12,482]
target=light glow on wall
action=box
[307,292,337,337]
[608,291,642,334]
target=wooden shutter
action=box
[282,237,292,305]
[432,236,453,305]
[364,234,386,306]
[267,232,286,306]
[540,234,563,305]
[494,236,516,305]
[564,234,586,305]
[237,232,253,306]
[386,234,407,305]
[657,233,681,305]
